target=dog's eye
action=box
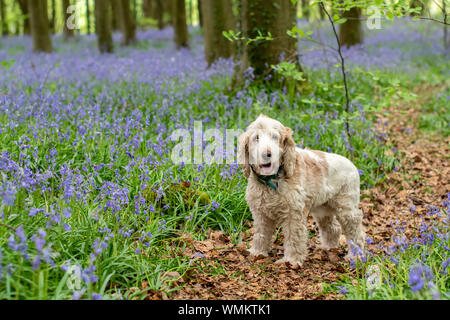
[272,134,279,140]
[254,135,259,142]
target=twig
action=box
[319,1,353,160]
[0,222,16,232]
[415,16,450,26]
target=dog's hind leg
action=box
[331,197,365,259]
[311,206,341,250]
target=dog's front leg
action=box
[276,210,308,267]
[249,212,276,257]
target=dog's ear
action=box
[281,126,296,178]
[237,130,250,179]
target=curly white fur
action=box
[238,115,365,267]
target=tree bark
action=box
[164,0,173,25]
[113,0,137,45]
[235,0,302,83]
[63,0,75,39]
[202,0,236,66]
[86,0,91,34]
[28,0,52,52]
[0,0,9,36]
[154,0,164,30]
[172,0,189,49]
[17,0,31,34]
[338,7,362,48]
[111,0,122,30]
[143,0,152,18]
[50,0,56,33]
[198,0,203,28]
[95,0,114,53]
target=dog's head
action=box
[237,114,296,179]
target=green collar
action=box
[251,165,282,191]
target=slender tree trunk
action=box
[143,0,152,18]
[444,0,449,51]
[172,0,189,49]
[154,0,164,30]
[164,0,173,25]
[49,0,56,33]
[301,0,310,20]
[113,0,137,45]
[18,0,31,35]
[187,0,192,25]
[28,0,52,52]
[95,0,113,53]
[86,0,91,34]
[0,0,9,36]
[202,0,236,66]
[111,0,121,30]
[235,0,302,83]
[338,7,362,48]
[63,0,74,39]
[319,2,325,20]
[198,0,203,28]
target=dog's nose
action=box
[262,149,271,160]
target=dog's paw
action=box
[248,247,268,258]
[275,257,303,268]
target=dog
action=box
[237,114,365,267]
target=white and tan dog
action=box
[238,114,365,267]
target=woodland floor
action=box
[146,84,449,300]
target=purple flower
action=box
[441,258,449,275]
[91,293,102,300]
[337,285,348,295]
[408,264,434,293]
[29,208,44,217]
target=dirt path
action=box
[156,84,449,300]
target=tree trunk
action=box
[113,0,136,45]
[202,0,236,66]
[235,0,302,83]
[143,0,152,18]
[301,0,310,20]
[187,0,192,25]
[63,0,75,39]
[95,0,114,53]
[28,0,52,52]
[198,0,203,28]
[17,0,31,34]
[50,0,56,33]
[111,0,122,30]
[0,0,9,36]
[164,0,173,25]
[172,0,189,49]
[86,0,91,34]
[338,7,362,48]
[154,0,164,30]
